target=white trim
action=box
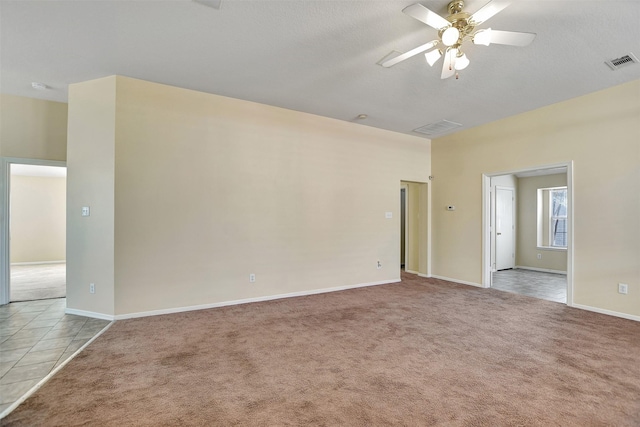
[430,275,483,288]
[482,175,491,288]
[566,161,574,306]
[0,157,67,305]
[0,321,113,420]
[405,269,420,275]
[571,303,640,323]
[114,279,401,320]
[536,246,567,252]
[426,180,432,278]
[401,183,408,270]
[65,308,115,321]
[417,273,430,278]
[11,260,66,266]
[0,159,9,305]
[515,266,567,275]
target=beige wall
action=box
[432,79,640,317]
[516,174,567,272]
[68,76,431,316]
[10,175,66,263]
[0,94,67,160]
[66,77,116,316]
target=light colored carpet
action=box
[10,263,66,302]
[4,273,640,425]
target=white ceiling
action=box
[1,1,639,138]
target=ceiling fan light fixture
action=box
[395,2,535,79]
[425,49,443,66]
[441,27,460,46]
[473,28,492,46]
[454,53,469,70]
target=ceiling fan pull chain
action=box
[456,72,459,80]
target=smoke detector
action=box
[31,82,49,90]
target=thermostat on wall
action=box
[446,206,456,211]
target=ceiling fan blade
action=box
[470,1,511,25]
[441,50,455,79]
[403,3,450,30]
[489,30,536,46]
[381,41,439,68]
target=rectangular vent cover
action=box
[605,53,638,70]
[413,120,462,136]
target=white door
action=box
[496,188,515,270]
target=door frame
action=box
[482,161,574,306]
[400,184,408,269]
[494,186,515,271]
[0,157,67,305]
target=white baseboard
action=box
[417,273,430,278]
[0,321,113,420]
[405,270,420,275]
[65,308,115,321]
[515,266,567,275]
[114,279,401,320]
[11,260,65,266]
[430,275,484,288]
[570,303,640,323]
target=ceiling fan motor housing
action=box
[448,0,465,14]
[443,0,475,46]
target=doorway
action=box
[0,157,67,305]
[482,163,573,305]
[400,181,429,277]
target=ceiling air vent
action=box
[605,53,638,70]
[413,120,462,136]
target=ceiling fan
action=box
[382,0,536,79]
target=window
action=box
[549,188,567,247]
[537,186,567,249]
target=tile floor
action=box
[491,268,567,303]
[10,263,66,302]
[0,298,110,414]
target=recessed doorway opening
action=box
[0,158,67,305]
[482,163,573,305]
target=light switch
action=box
[82,206,90,217]
[385,212,393,219]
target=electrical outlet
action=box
[89,283,95,294]
[618,283,628,295]
[537,253,542,260]
[377,261,382,269]
[249,274,256,283]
